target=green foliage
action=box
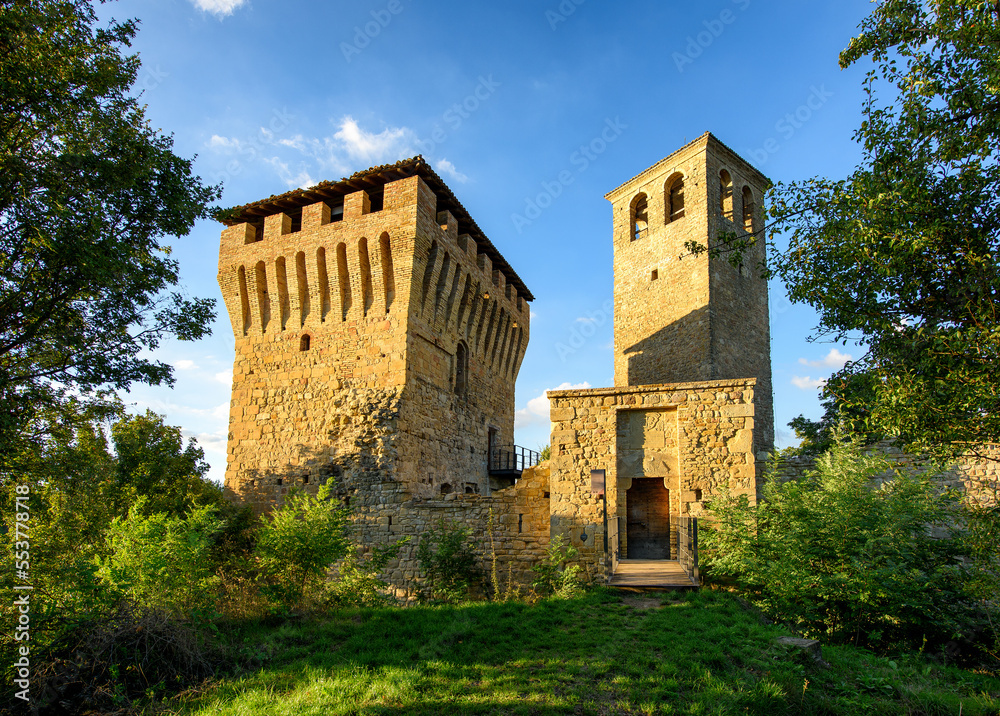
[772,2,1000,459]
[539,444,551,461]
[322,539,409,608]
[531,535,584,599]
[96,499,222,618]
[254,485,351,612]
[688,1,1000,459]
[416,519,482,603]
[963,490,1000,656]
[0,0,219,454]
[703,440,977,652]
[110,409,222,517]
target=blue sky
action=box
[103,0,875,483]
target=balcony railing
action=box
[488,445,540,475]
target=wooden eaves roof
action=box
[217,155,534,302]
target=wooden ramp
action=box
[608,559,698,589]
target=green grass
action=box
[162,589,1000,715]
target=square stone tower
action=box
[216,157,532,511]
[605,132,774,453]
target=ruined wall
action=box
[606,134,773,456]
[547,379,760,579]
[772,441,1000,508]
[347,462,552,597]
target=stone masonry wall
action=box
[396,179,529,498]
[772,441,1000,508]
[218,173,529,505]
[547,379,760,580]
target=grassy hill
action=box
[161,589,999,716]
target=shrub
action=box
[95,499,222,619]
[531,535,584,598]
[322,538,409,608]
[254,484,350,612]
[703,439,976,652]
[416,519,482,603]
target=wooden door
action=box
[626,478,671,559]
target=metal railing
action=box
[677,516,699,584]
[488,445,540,474]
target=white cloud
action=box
[530,310,538,320]
[191,0,247,17]
[436,158,468,183]
[576,316,598,325]
[515,382,592,429]
[264,157,315,190]
[798,348,852,370]
[333,116,415,165]
[246,116,416,185]
[791,376,827,390]
[174,359,198,371]
[208,134,240,150]
[214,369,233,386]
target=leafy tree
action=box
[690,1,1000,460]
[0,0,219,453]
[110,409,221,517]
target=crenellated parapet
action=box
[216,156,533,503]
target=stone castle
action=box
[215,133,780,587]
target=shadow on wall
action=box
[622,306,712,385]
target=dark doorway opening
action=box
[626,478,671,559]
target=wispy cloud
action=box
[799,348,852,370]
[246,116,417,187]
[190,0,247,18]
[515,382,592,428]
[263,157,315,190]
[791,376,827,391]
[436,158,469,183]
[174,359,198,371]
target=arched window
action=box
[631,193,648,241]
[455,341,469,396]
[665,174,685,223]
[742,186,755,233]
[719,170,733,220]
[299,334,311,351]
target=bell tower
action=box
[605,132,774,453]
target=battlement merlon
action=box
[216,155,533,303]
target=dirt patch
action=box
[621,596,663,610]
